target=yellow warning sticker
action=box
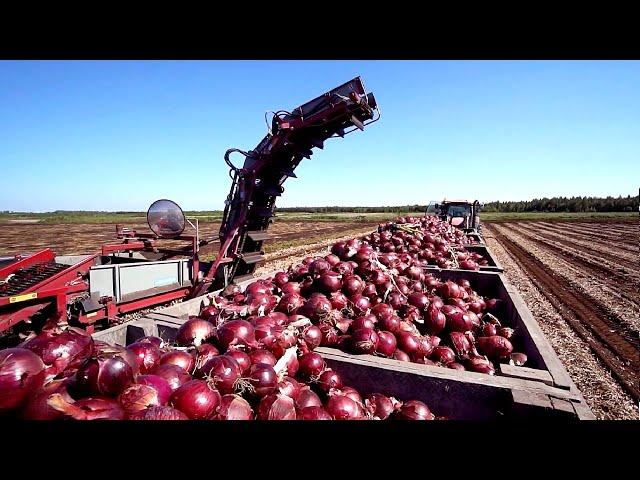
[9,292,38,303]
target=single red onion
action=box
[213,394,254,420]
[169,379,221,419]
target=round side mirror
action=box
[147,199,186,238]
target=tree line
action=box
[482,195,638,213]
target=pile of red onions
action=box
[0,319,439,420]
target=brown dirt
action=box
[486,222,639,413]
[0,221,378,257]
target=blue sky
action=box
[0,60,638,212]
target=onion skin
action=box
[135,375,172,405]
[176,318,216,347]
[0,348,47,412]
[118,384,163,413]
[214,394,254,420]
[47,394,126,420]
[21,377,73,420]
[395,400,434,420]
[317,369,343,393]
[257,394,297,420]
[278,376,302,400]
[20,326,94,380]
[128,406,188,420]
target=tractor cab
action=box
[430,199,483,234]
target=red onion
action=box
[200,355,241,394]
[225,348,251,373]
[387,292,405,310]
[407,292,429,310]
[75,353,134,397]
[126,341,162,374]
[280,282,301,295]
[350,328,379,355]
[298,406,333,420]
[395,400,434,420]
[342,275,365,296]
[278,376,302,400]
[169,379,221,419]
[176,318,216,347]
[319,324,339,347]
[396,331,422,356]
[351,315,376,332]
[296,386,323,409]
[274,272,289,288]
[375,331,397,357]
[509,352,528,366]
[482,323,498,337]
[0,348,46,412]
[118,384,163,413]
[216,319,257,350]
[20,326,93,380]
[371,303,394,320]
[212,394,254,420]
[300,295,332,321]
[249,349,277,367]
[317,271,342,293]
[365,393,399,420]
[276,293,305,314]
[466,356,496,375]
[298,352,326,380]
[393,349,411,362]
[199,305,220,321]
[317,369,343,393]
[431,346,456,365]
[257,394,297,420]
[350,294,371,316]
[135,374,172,405]
[378,315,401,333]
[246,363,278,398]
[160,350,195,372]
[129,405,188,420]
[301,325,322,351]
[150,364,192,391]
[477,336,513,359]
[325,394,362,420]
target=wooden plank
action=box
[318,347,582,402]
[498,364,554,386]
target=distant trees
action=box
[482,195,638,213]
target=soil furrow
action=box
[489,226,640,402]
[506,224,640,314]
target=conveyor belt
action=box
[0,262,69,297]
